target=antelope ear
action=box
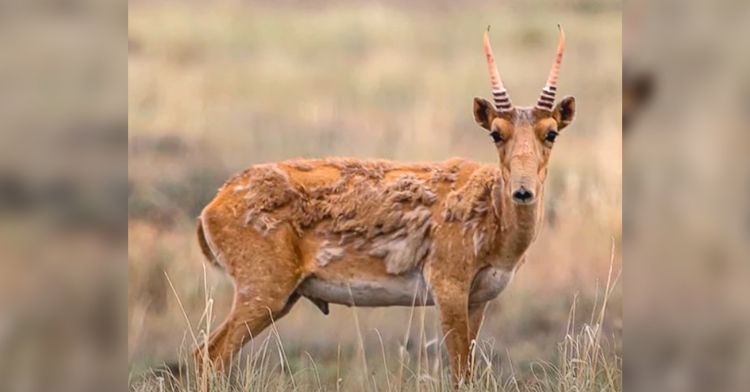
[552,96,576,130]
[473,97,497,131]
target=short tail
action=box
[197,217,223,271]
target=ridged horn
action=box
[536,25,565,111]
[484,26,513,112]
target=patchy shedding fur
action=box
[443,165,503,256]
[368,206,433,274]
[230,157,496,274]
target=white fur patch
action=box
[316,241,345,267]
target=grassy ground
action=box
[128,1,622,390]
[129,250,620,392]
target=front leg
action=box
[425,266,473,387]
[436,289,471,387]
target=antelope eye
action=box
[545,130,558,144]
[490,130,504,143]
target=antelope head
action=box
[473,25,576,206]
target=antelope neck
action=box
[491,177,544,261]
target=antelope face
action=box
[473,100,576,205]
[473,25,576,205]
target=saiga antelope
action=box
[166,25,576,387]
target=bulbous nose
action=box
[511,186,535,204]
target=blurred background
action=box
[0,0,124,391]
[623,0,750,391]
[5,0,750,391]
[128,0,622,390]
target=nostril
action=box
[512,187,534,203]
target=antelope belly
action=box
[297,270,434,307]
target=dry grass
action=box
[129,244,620,392]
[128,1,622,391]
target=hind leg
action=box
[192,226,306,375]
[193,286,301,374]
